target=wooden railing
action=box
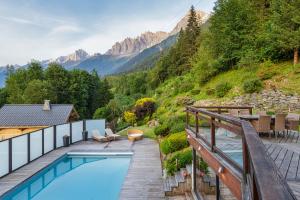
[185,106,296,200]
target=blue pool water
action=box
[1,155,131,200]
[225,151,243,167]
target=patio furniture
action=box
[286,113,300,133]
[128,129,144,141]
[252,115,272,136]
[257,111,267,115]
[92,130,111,142]
[239,109,250,115]
[105,128,121,140]
[273,113,287,138]
[228,109,239,116]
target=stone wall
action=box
[193,89,300,112]
[231,90,300,112]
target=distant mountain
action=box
[72,54,130,75]
[169,10,208,36]
[105,31,169,56]
[43,49,89,69]
[115,34,178,73]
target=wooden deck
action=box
[197,128,300,199]
[0,138,165,199]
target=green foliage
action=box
[243,78,263,93]
[215,82,232,97]
[164,148,192,175]
[23,80,51,104]
[123,111,137,125]
[134,97,156,120]
[154,124,170,136]
[150,6,201,86]
[209,0,259,68]
[268,0,300,62]
[160,132,188,154]
[190,89,200,95]
[5,61,113,119]
[205,88,215,96]
[93,107,110,120]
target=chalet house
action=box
[0,100,79,140]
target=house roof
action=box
[0,104,76,127]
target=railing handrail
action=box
[185,106,296,200]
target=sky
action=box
[0,0,216,66]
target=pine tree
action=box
[270,0,300,65]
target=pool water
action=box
[1,155,131,200]
[225,151,243,167]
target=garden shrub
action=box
[165,115,186,133]
[179,82,194,93]
[205,88,215,95]
[134,97,156,119]
[190,89,200,95]
[154,124,170,136]
[243,78,263,93]
[164,148,192,175]
[257,70,278,80]
[170,122,185,133]
[123,111,136,126]
[215,82,232,97]
[160,132,188,154]
[115,121,130,132]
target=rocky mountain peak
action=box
[105,31,169,56]
[55,49,89,63]
[169,10,208,36]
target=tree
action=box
[23,80,51,104]
[69,70,90,118]
[27,61,43,80]
[44,63,70,103]
[269,0,300,65]
[209,0,259,68]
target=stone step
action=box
[163,179,172,192]
[168,176,178,188]
[175,171,185,184]
[186,164,192,174]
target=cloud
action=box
[48,24,83,36]
[0,15,41,27]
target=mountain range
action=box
[0,10,208,87]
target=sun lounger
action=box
[92,130,111,142]
[105,128,121,140]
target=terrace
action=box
[0,107,299,200]
[0,120,164,199]
[185,106,300,200]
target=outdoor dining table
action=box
[238,114,276,126]
[239,115,275,121]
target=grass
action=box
[118,125,156,139]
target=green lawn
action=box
[118,125,156,139]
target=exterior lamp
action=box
[218,166,224,174]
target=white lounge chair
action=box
[105,128,121,140]
[92,130,110,142]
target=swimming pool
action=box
[1,153,132,200]
[225,151,243,167]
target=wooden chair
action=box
[239,109,250,115]
[273,113,287,138]
[228,109,239,116]
[253,115,272,136]
[257,111,267,115]
[286,113,300,133]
